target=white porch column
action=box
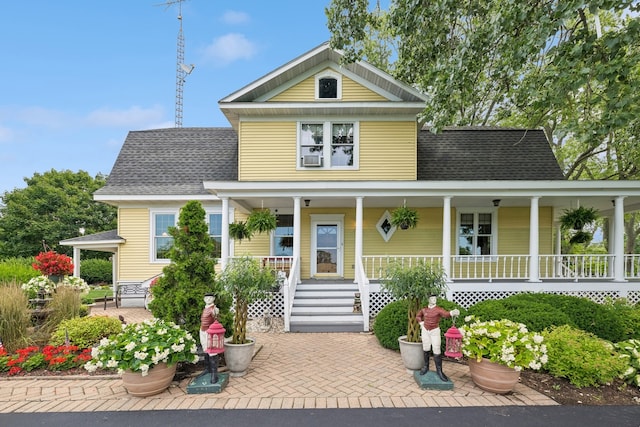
[221,197,230,269]
[442,196,452,281]
[355,196,363,282]
[528,196,541,282]
[614,196,626,282]
[555,222,562,277]
[73,247,81,277]
[608,216,615,277]
[293,196,302,282]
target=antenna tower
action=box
[158,0,194,128]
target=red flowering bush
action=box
[32,251,74,276]
[0,345,92,376]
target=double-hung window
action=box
[457,212,495,256]
[273,214,294,256]
[208,213,222,258]
[299,121,357,169]
[153,213,176,261]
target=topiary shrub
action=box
[49,315,123,348]
[543,324,627,387]
[373,300,408,350]
[80,258,112,284]
[373,298,465,352]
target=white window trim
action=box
[150,207,227,263]
[150,209,178,263]
[455,208,498,260]
[315,70,342,100]
[297,121,359,170]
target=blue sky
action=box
[0,0,342,194]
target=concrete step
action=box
[295,290,358,298]
[296,284,358,291]
[291,306,356,314]
[293,298,354,306]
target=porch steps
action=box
[289,281,364,333]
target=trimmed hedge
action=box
[467,293,628,343]
[49,316,123,348]
[80,258,112,284]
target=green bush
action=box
[467,296,572,332]
[49,316,123,348]
[467,293,627,342]
[373,298,465,351]
[615,339,640,387]
[0,257,38,285]
[603,298,640,340]
[543,325,627,387]
[374,300,408,350]
[80,258,112,284]
[0,283,32,352]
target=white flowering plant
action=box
[58,276,90,294]
[84,318,199,376]
[21,275,56,298]
[459,316,548,371]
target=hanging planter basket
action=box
[559,206,598,231]
[229,221,252,242]
[390,205,419,230]
[246,209,277,234]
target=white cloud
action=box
[16,107,69,129]
[222,10,250,25]
[85,105,165,127]
[202,33,257,66]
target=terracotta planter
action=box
[467,358,520,394]
[224,338,255,377]
[121,362,177,397]
[398,336,424,372]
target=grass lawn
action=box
[86,285,113,301]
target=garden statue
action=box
[200,293,219,350]
[416,295,460,381]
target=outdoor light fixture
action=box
[205,320,226,383]
[444,322,463,359]
[492,199,501,207]
[304,199,311,207]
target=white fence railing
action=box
[362,254,635,281]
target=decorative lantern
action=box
[205,320,225,384]
[444,324,463,359]
[206,320,226,355]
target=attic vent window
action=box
[318,77,337,98]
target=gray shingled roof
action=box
[96,126,564,197]
[60,230,123,244]
[95,128,237,196]
[418,128,565,180]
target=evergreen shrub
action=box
[80,258,112,284]
[543,325,627,387]
[49,316,123,348]
[467,297,572,332]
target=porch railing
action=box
[362,254,627,281]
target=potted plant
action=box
[459,316,548,394]
[218,255,277,376]
[229,221,252,242]
[32,251,74,283]
[559,206,598,230]
[381,260,447,371]
[246,209,277,234]
[390,204,419,230]
[84,318,199,396]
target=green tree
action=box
[0,169,117,258]
[148,200,231,341]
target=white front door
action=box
[311,215,343,277]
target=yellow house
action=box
[64,43,640,332]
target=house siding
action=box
[238,121,416,181]
[269,71,386,102]
[118,208,164,281]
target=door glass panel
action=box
[316,224,337,273]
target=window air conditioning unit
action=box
[302,155,322,167]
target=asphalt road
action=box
[1,406,639,427]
